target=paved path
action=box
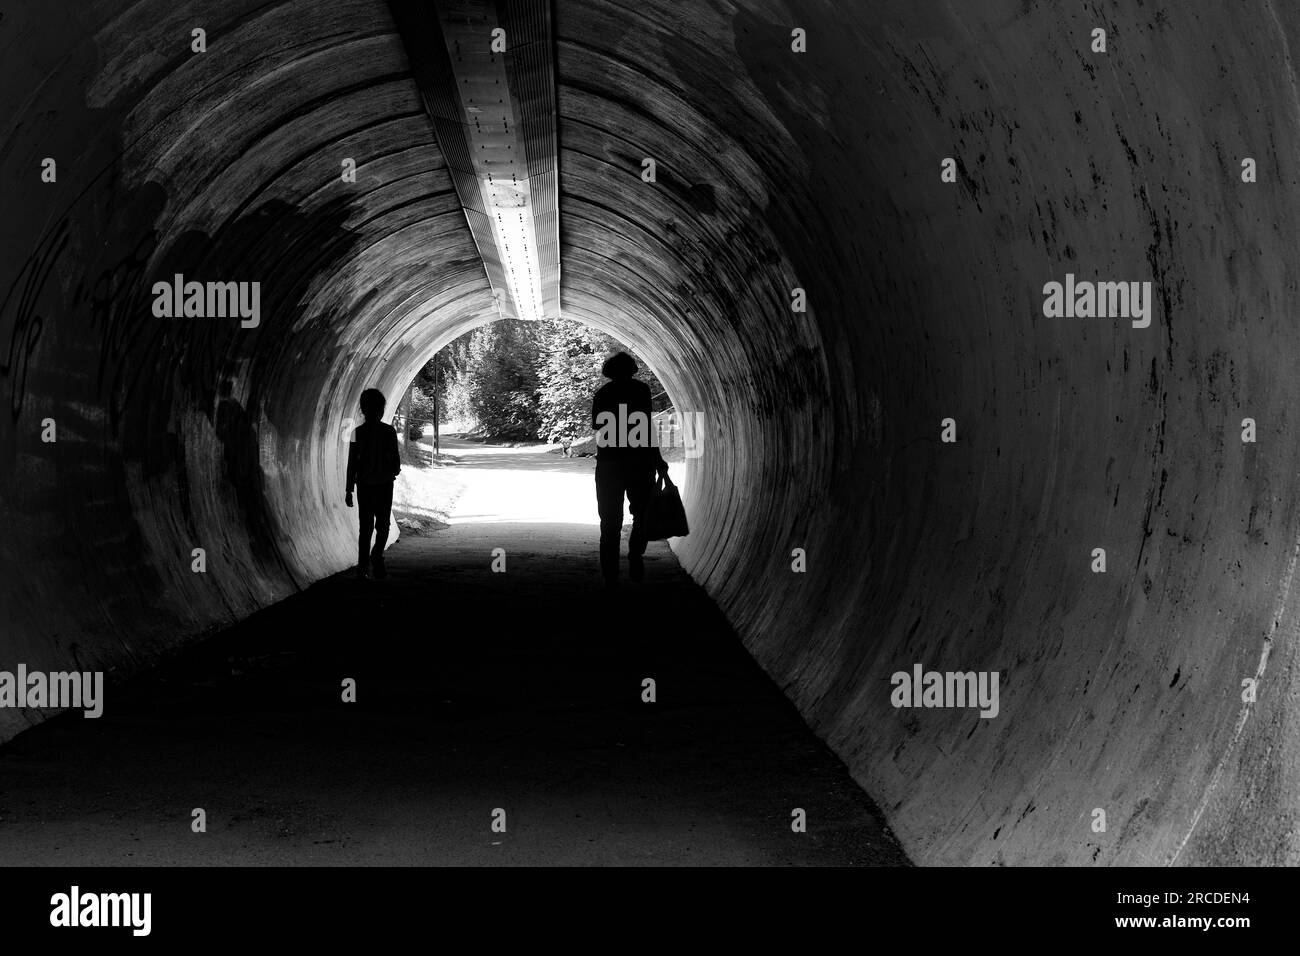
[0,444,908,866]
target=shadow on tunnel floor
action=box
[0,522,910,866]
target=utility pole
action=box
[432,358,440,458]
[396,382,415,464]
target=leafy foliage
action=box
[416,318,668,443]
[405,386,437,436]
[536,321,620,444]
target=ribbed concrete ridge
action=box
[1,0,1297,867]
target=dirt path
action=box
[0,445,908,866]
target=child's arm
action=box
[345,438,358,504]
[388,424,401,478]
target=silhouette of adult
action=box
[591,352,669,589]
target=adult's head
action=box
[601,351,638,380]
[359,388,386,420]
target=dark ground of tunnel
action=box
[0,523,909,866]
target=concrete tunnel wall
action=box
[1,0,1298,866]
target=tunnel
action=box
[2,0,1298,869]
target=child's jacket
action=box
[346,420,401,491]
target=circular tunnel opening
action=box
[380,316,691,533]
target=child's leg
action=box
[356,484,376,569]
[370,481,394,565]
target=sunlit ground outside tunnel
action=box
[388,318,688,532]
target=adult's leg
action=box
[595,459,626,583]
[626,464,655,580]
[356,484,376,570]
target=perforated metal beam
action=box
[389,0,559,321]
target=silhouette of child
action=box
[345,388,401,579]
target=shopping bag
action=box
[645,472,689,540]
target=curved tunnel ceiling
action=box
[2,0,1298,867]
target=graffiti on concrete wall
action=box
[0,217,67,423]
[82,228,162,432]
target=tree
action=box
[411,318,669,444]
[451,320,542,440]
[406,386,437,436]
[536,321,616,444]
